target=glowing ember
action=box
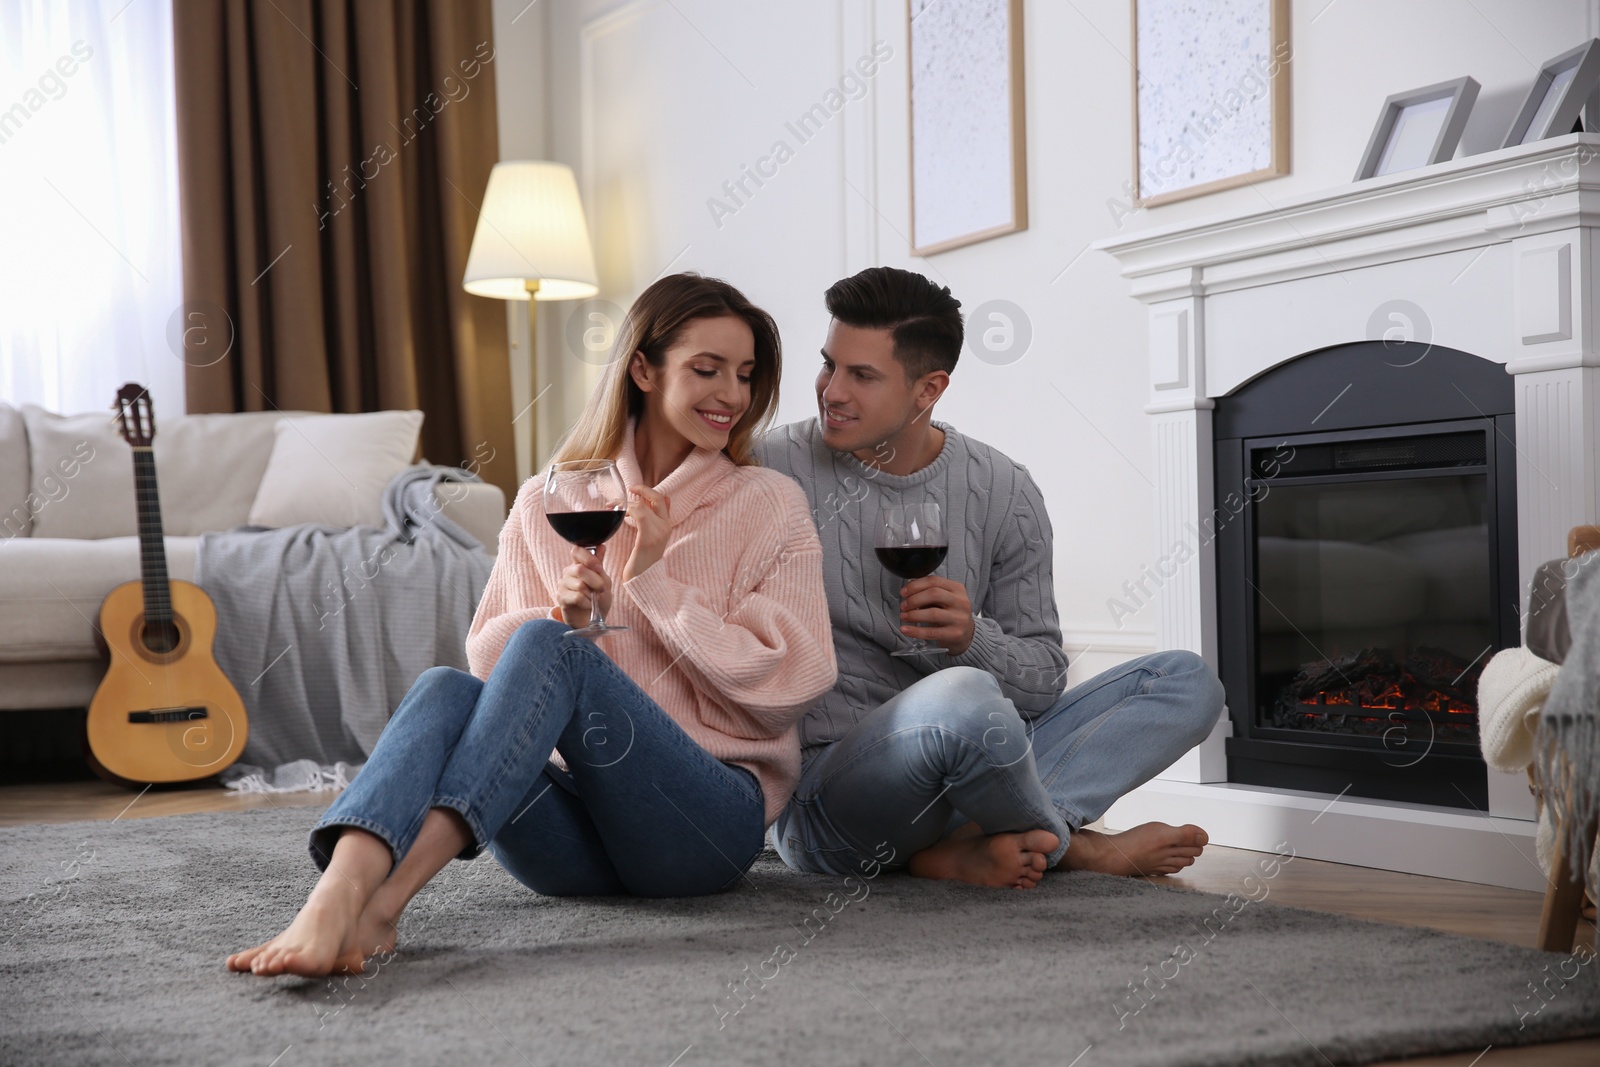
[1271,646,1483,741]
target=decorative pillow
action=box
[20,403,134,540]
[157,409,293,536]
[247,411,424,530]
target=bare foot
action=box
[227,884,368,977]
[225,939,272,975]
[344,905,400,969]
[228,897,400,978]
[1060,823,1207,877]
[909,829,1060,889]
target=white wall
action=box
[490,0,548,486]
[496,0,1597,683]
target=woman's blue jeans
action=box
[309,619,766,897]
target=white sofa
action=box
[0,402,506,712]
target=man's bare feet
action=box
[909,829,1060,889]
[1060,822,1208,877]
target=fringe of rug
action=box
[222,759,360,795]
[1533,715,1600,899]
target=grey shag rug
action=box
[2,804,1597,1066]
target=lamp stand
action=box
[524,278,542,470]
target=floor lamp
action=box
[462,161,599,473]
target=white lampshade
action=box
[462,160,599,301]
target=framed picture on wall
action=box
[907,0,1027,255]
[1132,0,1290,207]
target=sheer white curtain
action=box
[0,0,183,417]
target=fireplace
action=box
[1094,134,1600,890]
[1214,340,1518,809]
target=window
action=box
[0,0,183,416]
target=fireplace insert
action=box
[1214,341,1518,809]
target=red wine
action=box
[547,509,624,547]
[876,545,947,580]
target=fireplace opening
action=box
[1214,342,1518,810]
[1254,435,1491,748]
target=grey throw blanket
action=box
[1526,557,1574,664]
[196,464,495,775]
[1535,549,1600,898]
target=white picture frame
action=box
[907,0,1027,256]
[1132,0,1290,207]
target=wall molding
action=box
[577,0,665,224]
[1061,628,1157,656]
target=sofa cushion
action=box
[248,410,424,529]
[0,404,32,539]
[0,536,200,661]
[157,409,288,535]
[0,474,495,670]
[0,660,104,710]
[19,403,332,539]
[19,403,128,540]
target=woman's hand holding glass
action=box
[549,480,673,631]
[555,545,613,630]
[545,459,629,637]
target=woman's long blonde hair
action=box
[549,273,782,469]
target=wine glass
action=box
[876,502,950,658]
[545,459,629,638]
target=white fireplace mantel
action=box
[1095,135,1600,892]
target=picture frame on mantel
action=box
[1132,0,1290,208]
[907,0,1027,256]
[1502,38,1600,148]
[1353,77,1480,182]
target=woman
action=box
[228,273,837,977]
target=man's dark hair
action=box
[824,266,963,381]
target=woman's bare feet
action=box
[227,893,401,978]
[909,829,1060,889]
[227,892,366,977]
[344,905,400,968]
[1060,822,1208,876]
[227,827,393,977]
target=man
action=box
[754,266,1223,889]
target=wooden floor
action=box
[2,779,1595,1065]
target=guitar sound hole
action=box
[142,620,180,655]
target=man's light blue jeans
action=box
[310,618,767,898]
[773,651,1223,873]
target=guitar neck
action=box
[131,447,173,625]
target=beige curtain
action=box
[171,0,515,501]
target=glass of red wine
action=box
[876,501,950,658]
[545,459,629,638]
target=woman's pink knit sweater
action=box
[465,420,838,824]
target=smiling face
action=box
[815,319,931,455]
[631,313,756,454]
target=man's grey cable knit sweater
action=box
[754,419,1069,757]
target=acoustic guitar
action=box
[85,383,248,785]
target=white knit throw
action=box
[1477,648,1559,771]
